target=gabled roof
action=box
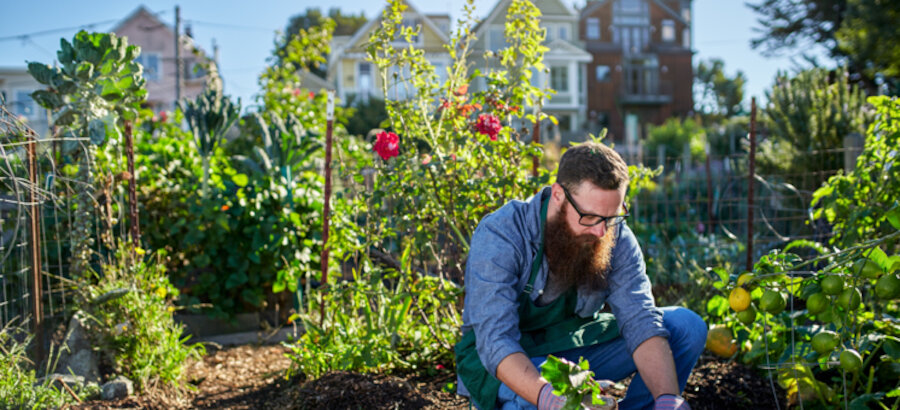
[338,0,450,54]
[544,38,592,62]
[110,6,170,35]
[581,0,690,25]
[474,0,578,37]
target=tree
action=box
[276,8,368,77]
[747,0,900,93]
[694,58,747,122]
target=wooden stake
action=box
[320,92,334,326]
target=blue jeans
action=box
[497,307,707,410]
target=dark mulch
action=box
[72,346,788,409]
[683,355,788,410]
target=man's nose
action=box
[588,221,607,238]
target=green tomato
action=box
[839,349,862,372]
[875,275,900,300]
[821,275,844,295]
[855,259,883,279]
[735,305,757,326]
[837,287,862,310]
[759,290,787,314]
[811,331,840,355]
[806,292,828,315]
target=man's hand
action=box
[654,394,690,410]
[537,382,618,410]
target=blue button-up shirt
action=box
[459,186,669,394]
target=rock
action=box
[56,312,100,384]
[101,376,134,401]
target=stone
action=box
[55,312,101,384]
[101,376,134,401]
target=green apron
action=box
[455,195,619,409]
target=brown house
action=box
[580,0,693,152]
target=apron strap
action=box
[524,193,549,296]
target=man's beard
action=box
[544,203,616,292]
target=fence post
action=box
[27,131,44,363]
[320,91,335,327]
[705,142,715,233]
[531,112,540,179]
[747,97,757,272]
[843,132,864,173]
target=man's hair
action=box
[556,141,630,192]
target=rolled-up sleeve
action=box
[464,215,529,377]
[606,226,669,354]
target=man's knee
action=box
[661,306,707,355]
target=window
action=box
[358,62,373,100]
[682,28,691,48]
[545,24,554,42]
[681,6,691,22]
[135,53,160,82]
[661,20,675,42]
[620,0,643,13]
[595,65,611,82]
[489,26,506,51]
[558,25,569,41]
[586,18,600,39]
[393,16,420,45]
[551,66,569,92]
[14,90,38,119]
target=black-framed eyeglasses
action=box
[561,184,629,227]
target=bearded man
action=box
[455,142,706,410]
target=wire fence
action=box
[627,142,864,287]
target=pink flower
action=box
[293,88,302,97]
[436,364,445,370]
[475,114,502,141]
[422,154,431,165]
[308,91,315,100]
[159,111,168,122]
[373,131,400,160]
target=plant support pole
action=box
[747,97,757,272]
[531,108,540,178]
[27,131,43,362]
[320,91,334,326]
[125,121,140,247]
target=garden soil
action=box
[73,344,786,409]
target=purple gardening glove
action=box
[538,383,567,410]
[654,394,691,410]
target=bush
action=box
[76,245,205,392]
[645,117,707,163]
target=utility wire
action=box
[0,10,169,42]
[187,20,274,33]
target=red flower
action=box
[221,205,230,211]
[475,114,502,141]
[453,84,468,96]
[159,111,168,122]
[373,131,400,160]
[293,88,302,97]
[308,91,315,100]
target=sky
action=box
[0,0,825,112]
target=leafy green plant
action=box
[0,322,79,408]
[27,30,146,277]
[178,75,240,198]
[540,355,609,410]
[645,117,707,164]
[708,96,900,407]
[75,244,205,392]
[283,259,461,379]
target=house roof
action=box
[473,0,578,36]
[338,0,450,55]
[111,5,208,57]
[581,0,690,25]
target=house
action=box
[470,0,593,144]
[326,1,452,104]
[0,67,51,137]
[580,0,694,151]
[112,6,210,112]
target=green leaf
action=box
[887,206,900,230]
[225,272,248,289]
[232,173,249,187]
[27,61,54,85]
[88,119,106,145]
[706,295,729,317]
[883,336,900,359]
[864,246,889,271]
[31,90,63,110]
[75,61,93,81]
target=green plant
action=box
[0,322,81,408]
[178,75,240,198]
[283,258,461,379]
[76,244,205,392]
[706,97,900,407]
[645,117,707,163]
[539,355,609,410]
[27,30,146,277]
